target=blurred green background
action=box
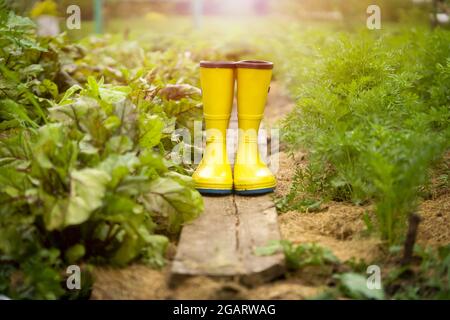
[6,0,443,40]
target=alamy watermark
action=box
[367,265,382,290]
[66,5,81,30]
[367,5,382,30]
[66,265,81,290]
[170,121,280,173]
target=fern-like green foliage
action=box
[255,240,339,270]
[281,29,450,244]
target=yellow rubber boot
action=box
[192,61,235,194]
[234,60,276,195]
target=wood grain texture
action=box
[170,194,285,287]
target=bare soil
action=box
[417,193,450,247]
[91,82,449,300]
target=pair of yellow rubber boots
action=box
[193,60,276,195]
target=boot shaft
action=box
[235,60,273,165]
[200,61,235,142]
[236,60,273,132]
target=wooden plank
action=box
[170,195,285,286]
[235,195,285,286]
[171,196,239,277]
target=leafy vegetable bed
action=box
[0,8,204,299]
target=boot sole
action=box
[234,187,275,195]
[197,188,233,195]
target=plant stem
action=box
[401,213,421,265]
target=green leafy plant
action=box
[0,9,49,127]
[0,77,204,299]
[275,164,326,213]
[385,245,450,299]
[0,6,205,299]
[333,272,385,300]
[256,240,339,270]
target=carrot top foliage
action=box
[281,29,450,244]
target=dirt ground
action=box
[91,82,449,300]
[276,152,450,255]
[91,188,449,300]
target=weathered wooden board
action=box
[234,196,285,285]
[170,195,285,287]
